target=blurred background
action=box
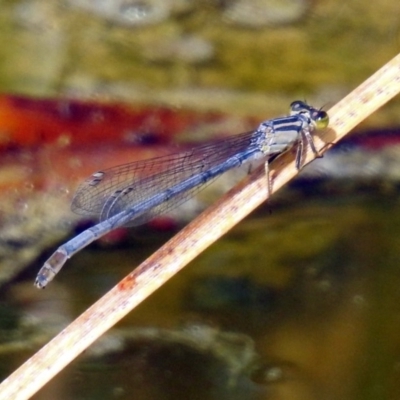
[0,1,400,399]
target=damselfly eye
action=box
[313,110,329,129]
[290,100,308,113]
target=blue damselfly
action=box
[35,101,328,288]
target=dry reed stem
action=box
[1,52,400,400]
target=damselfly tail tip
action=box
[34,249,68,289]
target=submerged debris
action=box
[68,0,172,27]
[223,0,308,28]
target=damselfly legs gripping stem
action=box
[35,101,329,288]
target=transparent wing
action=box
[71,129,260,226]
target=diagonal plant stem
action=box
[1,52,400,400]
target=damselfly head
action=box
[290,100,329,129]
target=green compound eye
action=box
[313,110,329,129]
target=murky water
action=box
[0,0,400,398]
[2,188,400,399]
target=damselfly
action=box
[35,101,329,288]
